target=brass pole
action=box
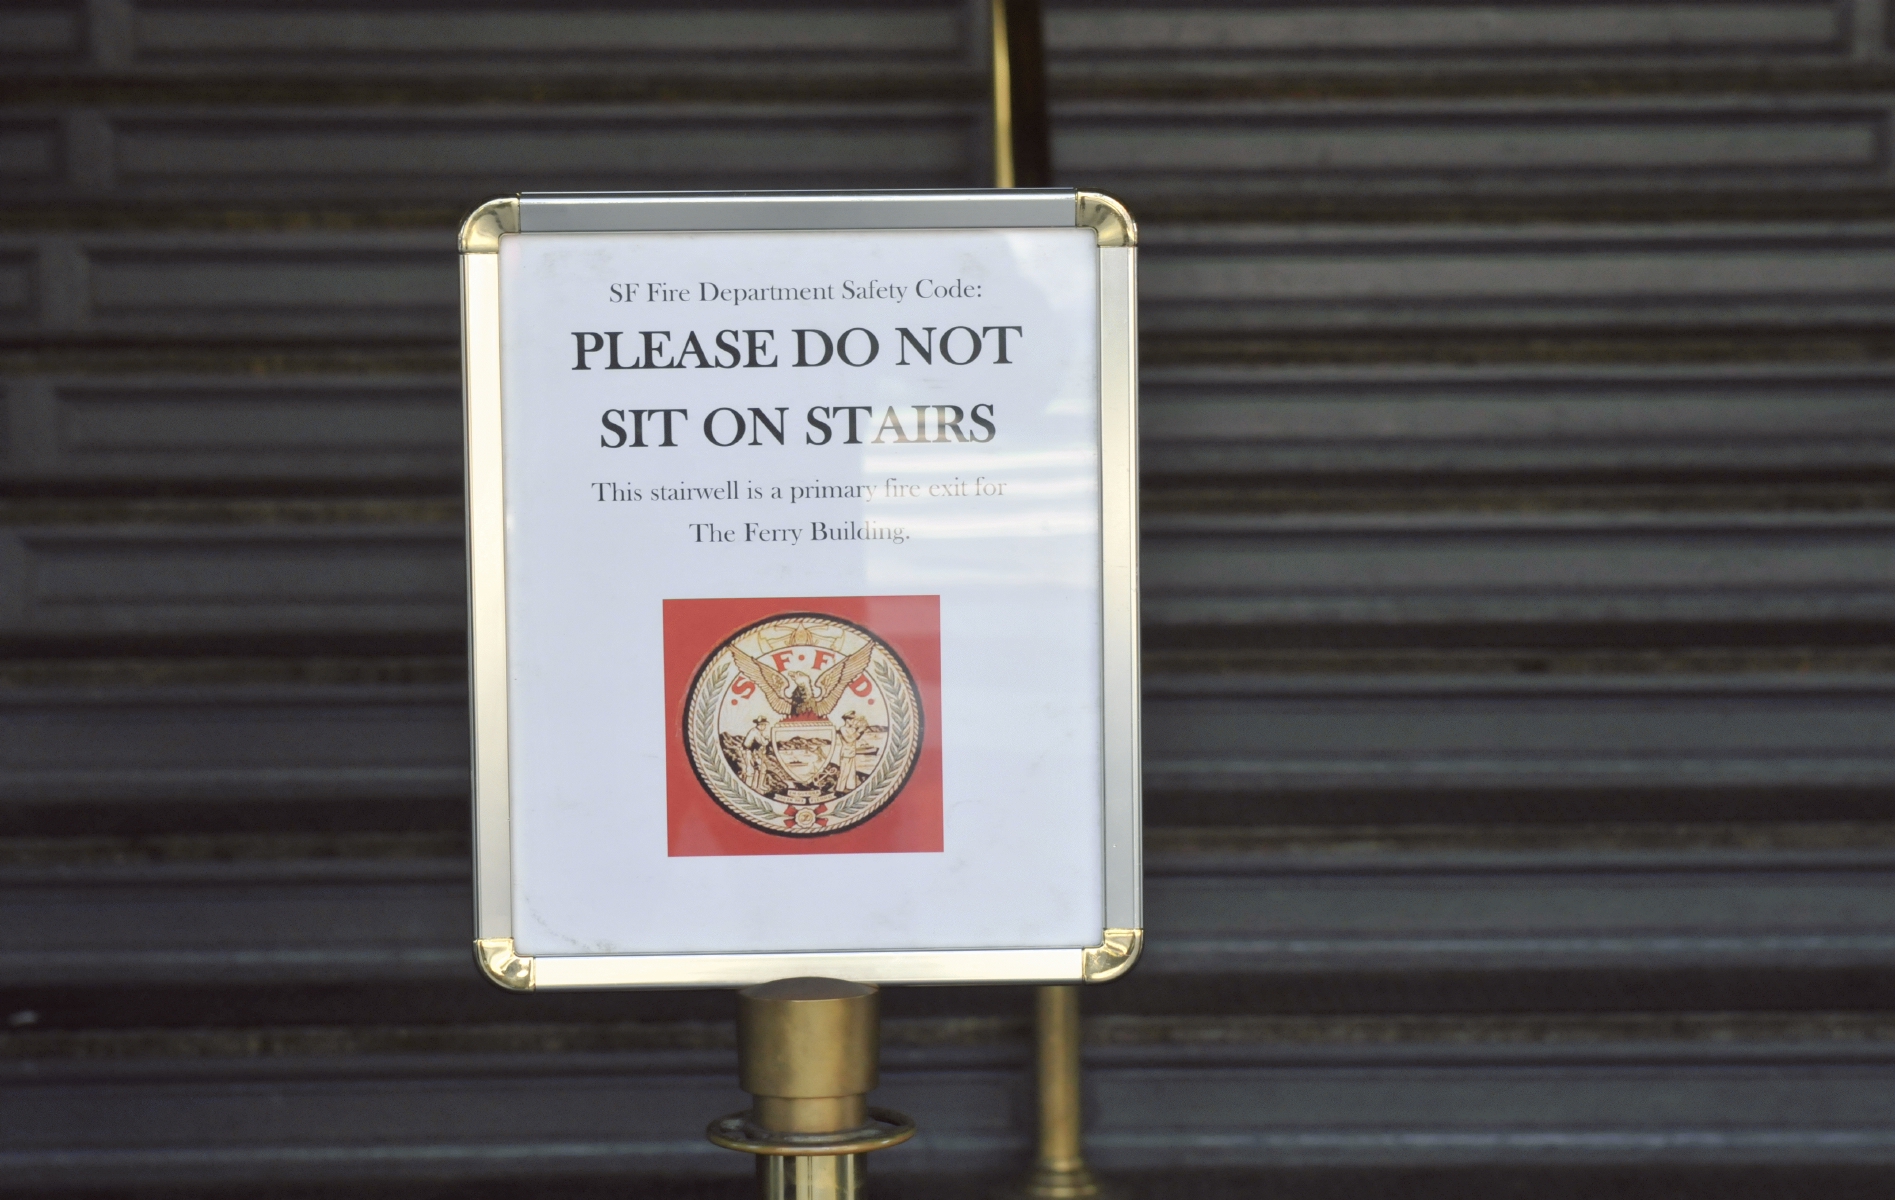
[1017,985,1103,1198]
[991,2,1097,1195]
[990,0,1014,188]
[990,0,1051,191]
[708,978,914,1200]
[992,0,1099,1190]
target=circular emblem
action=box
[685,614,923,837]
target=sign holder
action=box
[460,187,1141,991]
[459,186,1139,1198]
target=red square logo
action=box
[664,595,943,856]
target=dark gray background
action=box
[2,2,1892,1197]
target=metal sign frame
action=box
[460,189,1140,990]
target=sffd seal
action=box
[685,614,922,836]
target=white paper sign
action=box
[496,227,1107,957]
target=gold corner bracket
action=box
[460,196,520,255]
[1081,928,1142,983]
[475,937,536,991]
[1075,192,1136,249]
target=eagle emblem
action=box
[684,614,922,836]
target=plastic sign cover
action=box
[487,222,1114,969]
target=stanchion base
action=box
[1002,1162,1119,1200]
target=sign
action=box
[460,190,1140,989]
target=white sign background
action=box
[498,228,1107,957]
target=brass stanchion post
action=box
[709,978,914,1200]
[1015,984,1103,1198]
[994,4,1106,1194]
[990,0,1015,189]
[990,0,1051,190]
